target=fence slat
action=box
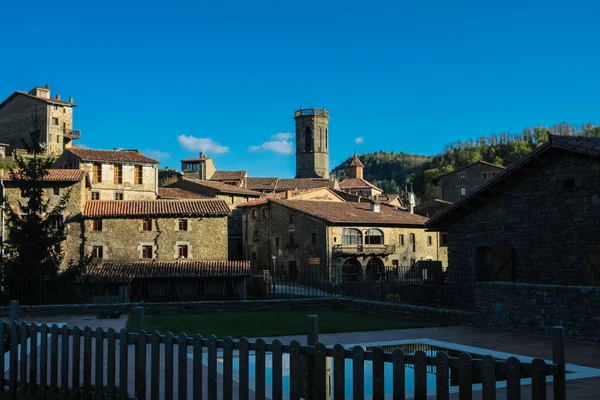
[239,337,250,400]
[50,324,59,397]
[414,350,427,399]
[83,326,92,397]
[151,331,160,400]
[272,340,283,400]
[289,341,301,400]
[29,322,38,397]
[107,329,116,400]
[392,349,405,400]
[178,333,188,400]
[223,337,234,400]
[164,332,174,400]
[506,357,521,400]
[135,330,147,400]
[552,327,566,400]
[481,355,496,400]
[255,338,266,400]
[119,329,128,400]
[40,324,49,397]
[19,322,27,397]
[372,347,385,400]
[352,346,365,400]
[95,327,104,400]
[458,353,472,400]
[333,344,345,400]
[60,325,70,397]
[9,321,18,395]
[208,335,218,400]
[531,358,546,400]
[72,325,81,397]
[315,343,327,399]
[193,334,203,400]
[436,352,450,400]
[0,322,4,392]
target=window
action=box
[289,213,295,224]
[460,187,467,196]
[92,219,103,232]
[177,244,189,259]
[251,251,257,261]
[114,164,123,184]
[476,245,514,282]
[20,188,26,198]
[230,196,235,204]
[399,234,405,246]
[482,172,488,179]
[392,259,399,267]
[178,219,188,231]
[134,165,143,184]
[275,237,280,247]
[115,193,123,200]
[52,117,59,125]
[92,246,103,259]
[342,228,362,245]
[53,187,60,196]
[142,245,153,259]
[53,105,58,111]
[56,135,60,143]
[459,173,466,179]
[91,192,100,200]
[142,219,152,231]
[409,233,416,252]
[253,230,260,242]
[289,234,296,247]
[491,172,498,178]
[262,208,268,218]
[410,258,416,266]
[365,229,384,245]
[304,126,312,152]
[311,232,317,244]
[63,122,67,132]
[440,233,448,247]
[52,215,64,231]
[93,163,102,183]
[427,236,432,246]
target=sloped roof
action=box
[66,148,158,164]
[272,199,428,226]
[276,178,337,191]
[85,261,251,283]
[339,178,382,192]
[175,178,262,196]
[0,91,77,110]
[426,135,600,230]
[238,187,346,207]
[157,188,211,200]
[435,160,505,180]
[83,199,231,218]
[1,169,87,182]
[348,154,364,167]
[245,177,279,191]
[210,171,247,181]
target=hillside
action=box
[332,122,600,201]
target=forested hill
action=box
[332,122,600,201]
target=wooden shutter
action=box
[582,251,600,286]
[491,245,514,281]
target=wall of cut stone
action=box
[438,163,503,202]
[0,96,49,151]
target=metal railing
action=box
[63,129,81,138]
[294,108,329,117]
[333,243,396,255]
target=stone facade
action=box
[475,282,600,343]
[437,150,600,285]
[83,215,228,262]
[436,161,505,202]
[295,108,329,179]
[181,152,216,180]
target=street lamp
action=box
[271,255,276,294]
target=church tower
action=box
[294,108,330,179]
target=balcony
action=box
[63,129,81,139]
[333,244,396,256]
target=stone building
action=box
[180,152,216,180]
[339,154,383,197]
[0,85,80,155]
[240,194,446,285]
[82,199,231,262]
[210,170,248,186]
[55,148,159,201]
[426,135,600,285]
[295,108,329,179]
[414,199,452,218]
[245,177,339,193]
[434,160,505,203]
[1,169,90,266]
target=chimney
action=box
[55,94,61,100]
[177,172,184,180]
[45,84,49,89]
[371,200,381,213]
[69,96,74,104]
[285,190,293,199]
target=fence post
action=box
[552,326,566,400]
[307,315,318,399]
[134,305,146,331]
[10,300,19,323]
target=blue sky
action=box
[1,0,599,177]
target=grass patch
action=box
[127,309,445,338]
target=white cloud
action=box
[354,137,364,145]
[177,135,229,154]
[249,132,294,155]
[144,149,171,159]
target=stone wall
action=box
[474,282,600,342]
[0,95,49,151]
[437,162,503,203]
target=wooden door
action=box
[491,245,514,281]
[582,250,600,286]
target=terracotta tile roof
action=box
[1,169,86,181]
[435,160,506,180]
[245,177,279,191]
[348,154,364,167]
[0,91,77,110]
[83,199,231,218]
[175,178,262,196]
[276,178,337,190]
[210,170,247,181]
[85,261,251,283]
[238,187,344,207]
[332,190,376,203]
[66,148,158,164]
[426,135,600,230]
[339,178,382,192]
[272,199,428,226]
[157,188,211,200]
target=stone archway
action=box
[342,258,362,282]
[366,257,385,280]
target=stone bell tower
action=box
[294,108,330,179]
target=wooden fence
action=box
[1,314,566,399]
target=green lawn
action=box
[127,310,445,338]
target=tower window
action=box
[304,126,312,152]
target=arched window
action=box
[365,229,384,245]
[342,258,362,282]
[304,126,312,152]
[342,228,362,245]
[366,257,385,280]
[325,128,328,149]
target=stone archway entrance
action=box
[342,258,362,282]
[366,257,385,280]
